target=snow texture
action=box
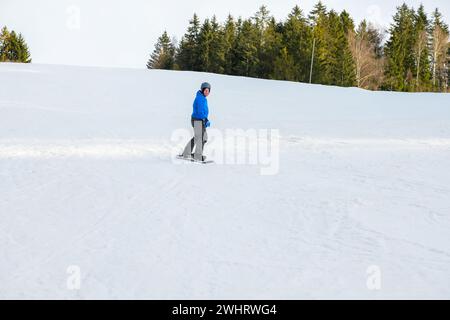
[0,63,449,299]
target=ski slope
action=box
[0,63,449,299]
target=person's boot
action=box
[180,139,195,159]
[178,153,193,159]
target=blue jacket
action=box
[191,90,209,120]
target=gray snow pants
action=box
[182,119,208,160]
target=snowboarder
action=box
[180,82,211,162]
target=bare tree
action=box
[431,25,449,90]
[447,42,450,92]
[348,21,384,90]
[414,30,428,89]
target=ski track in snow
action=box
[1,63,450,299]
[1,139,449,299]
[0,137,449,159]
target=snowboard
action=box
[176,155,214,164]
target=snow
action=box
[0,62,449,299]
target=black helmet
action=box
[201,82,211,92]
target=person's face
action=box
[203,88,210,97]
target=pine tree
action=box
[223,15,237,75]
[195,16,226,74]
[0,26,11,61]
[176,14,202,71]
[308,1,327,23]
[253,5,271,37]
[273,47,296,80]
[16,33,32,63]
[0,27,32,63]
[233,19,259,77]
[324,10,355,87]
[260,17,283,79]
[340,10,355,35]
[197,18,213,72]
[6,30,20,62]
[252,5,272,78]
[147,31,175,69]
[282,5,312,82]
[339,11,356,86]
[308,1,328,84]
[208,16,226,74]
[384,4,417,91]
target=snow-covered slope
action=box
[0,63,449,299]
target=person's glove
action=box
[205,119,211,128]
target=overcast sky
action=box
[1,0,449,68]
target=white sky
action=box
[1,0,449,68]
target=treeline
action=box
[0,26,32,63]
[147,2,450,92]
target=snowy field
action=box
[0,63,449,299]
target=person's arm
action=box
[197,97,209,120]
[203,99,210,127]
